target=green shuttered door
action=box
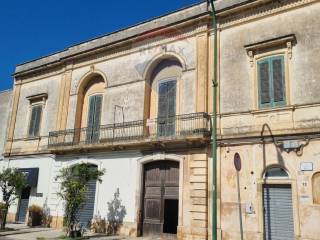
[86,95,103,143]
[157,80,176,136]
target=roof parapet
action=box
[15,0,264,76]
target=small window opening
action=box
[264,166,289,179]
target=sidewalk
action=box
[0,223,62,239]
[0,224,125,240]
[0,224,175,240]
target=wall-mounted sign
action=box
[283,140,300,150]
[234,153,242,172]
[300,162,313,171]
[300,195,310,204]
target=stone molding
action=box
[15,23,207,83]
[244,34,296,66]
[218,0,317,29]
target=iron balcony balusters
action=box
[48,112,211,148]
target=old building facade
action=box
[0,0,319,239]
[216,1,320,239]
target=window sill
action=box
[25,136,41,141]
[251,105,295,115]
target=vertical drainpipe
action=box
[209,1,218,240]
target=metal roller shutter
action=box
[17,187,31,223]
[77,179,97,229]
[263,184,294,240]
[17,198,29,222]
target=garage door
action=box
[263,184,294,240]
[77,179,97,229]
[17,187,31,223]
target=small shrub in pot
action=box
[28,205,43,227]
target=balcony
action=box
[48,112,211,152]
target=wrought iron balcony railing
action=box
[48,112,210,148]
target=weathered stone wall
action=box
[8,22,207,156]
[219,141,320,240]
[216,1,320,240]
[14,76,61,139]
[215,2,320,140]
[219,1,320,115]
[65,35,198,129]
[0,90,12,159]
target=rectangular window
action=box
[28,105,43,137]
[258,56,286,108]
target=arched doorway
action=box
[262,166,294,240]
[142,160,179,237]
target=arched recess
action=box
[135,153,184,236]
[258,164,300,238]
[143,53,185,121]
[74,72,107,130]
[312,172,320,204]
[262,165,290,179]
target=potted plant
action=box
[28,205,43,227]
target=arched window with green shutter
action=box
[258,55,286,108]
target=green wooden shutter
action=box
[86,95,103,143]
[158,82,168,136]
[167,81,176,117]
[93,95,102,128]
[271,56,286,105]
[157,80,176,136]
[92,95,102,143]
[258,56,286,108]
[158,83,168,119]
[28,105,42,137]
[258,60,271,107]
[166,80,176,135]
[28,107,37,136]
[87,96,96,128]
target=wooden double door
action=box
[142,161,179,237]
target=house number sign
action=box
[300,162,313,171]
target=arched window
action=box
[145,58,183,120]
[150,59,182,136]
[74,74,105,143]
[312,172,320,204]
[264,166,289,179]
[80,76,104,128]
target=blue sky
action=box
[0,0,201,91]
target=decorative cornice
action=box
[26,93,48,102]
[15,21,208,82]
[71,21,207,69]
[244,34,296,66]
[15,2,209,76]
[219,0,317,29]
